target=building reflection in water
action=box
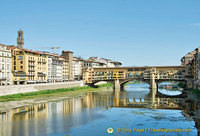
[184,97,200,136]
[0,92,113,136]
[0,88,200,136]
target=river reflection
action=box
[0,83,200,136]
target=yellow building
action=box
[7,46,47,84]
[63,59,69,81]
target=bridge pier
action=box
[150,69,157,89]
[150,82,157,89]
[114,79,121,91]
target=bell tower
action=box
[17,29,24,49]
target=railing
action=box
[27,73,35,76]
[13,72,26,76]
[29,64,35,67]
[38,72,46,76]
[0,78,6,81]
[28,60,35,62]
[19,78,26,80]
[38,60,43,63]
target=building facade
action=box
[0,44,12,85]
[73,57,84,80]
[63,59,69,81]
[62,51,74,81]
[7,47,48,84]
[193,47,200,89]
[7,29,48,84]
[46,54,64,82]
[181,47,200,89]
[88,57,122,67]
[83,60,106,68]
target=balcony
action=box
[27,73,35,76]
[16,53,24,55]
[28,69,35,72]
[13,71,26,76]
[19,77,26,80]
[29,64,35,67]
[38,72,46,76]
[0,78,6,81]
[28,59,35,62]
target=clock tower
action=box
[17,29,24,49]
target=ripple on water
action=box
[136,124,144,127]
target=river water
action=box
[0,83,200,136]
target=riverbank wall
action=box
[0,81,84,96]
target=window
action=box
[7,72,9,78]
[21,66,23,69]
[18,56,23,60]
[20,61,23,64]
[2,64,4,70]
[14,66,16,70]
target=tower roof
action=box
[62,50,73,53]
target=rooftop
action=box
[7,46,17,50]
[62,50,73,53]
[0,43,6,47]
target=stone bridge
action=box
[83,66,185,91]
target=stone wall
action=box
[0,81,84,96]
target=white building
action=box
[73,57,84,80]
[47,53,64,82]
[88,57,122,67]
[0,44,12,85]
[83,60,106,68]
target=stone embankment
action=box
[0,81,84,96]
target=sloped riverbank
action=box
[0,83,113,113]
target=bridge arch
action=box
[86,80,115,88]
[128,72,133,77]
[120,79,150,89]
[134,72,140,77]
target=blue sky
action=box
[0,0,200,66]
